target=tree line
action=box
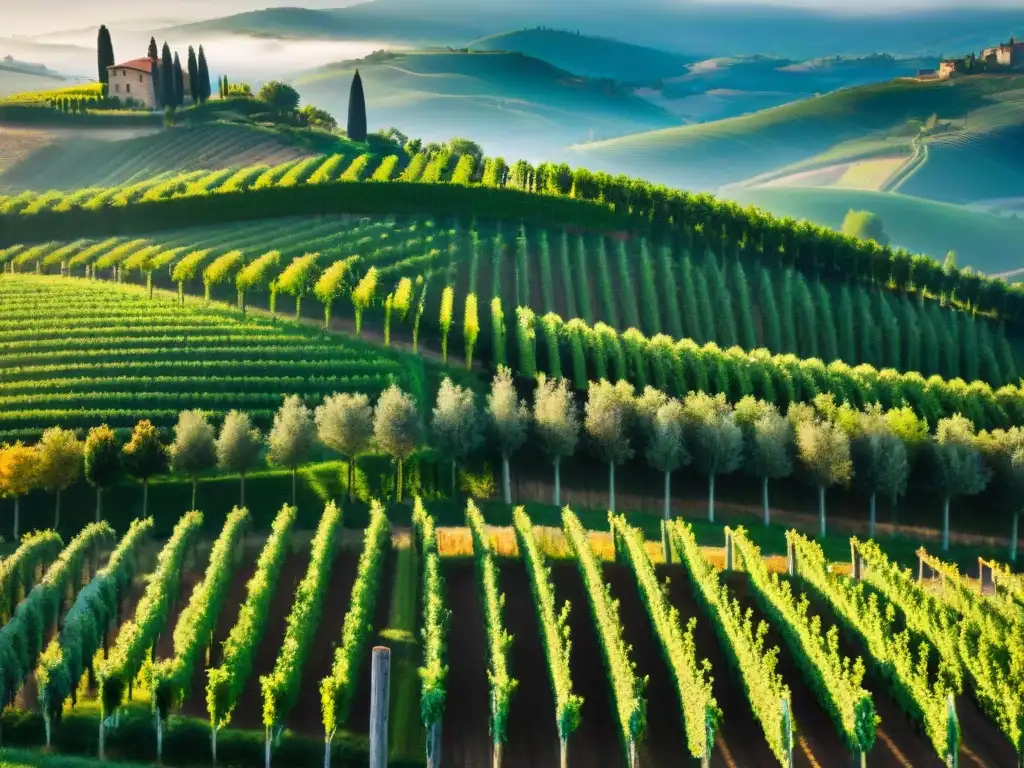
[1,370,1021,559]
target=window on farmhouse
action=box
[127,84,131,93]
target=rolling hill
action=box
[0,65,69,99]
[724,185,1024,276]
[293,50,679,156]
[468,28,693,84]
[567,75,1024,192]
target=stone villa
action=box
[935,36,1024,79]
[107,58,190,109]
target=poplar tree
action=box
[851,406,908,538]
[84,425,121,522]
[683,392,743,522]
[122,420,168,517]
[836,285,856,364]
[373,386,422,503]
[215,410,262,506]
[37,428,83,530]
[314,393,373,502]
[758,267,782,352]
[170,410,217,510]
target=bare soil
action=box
[500,561,560,766]
[440,559,492,767]
[229,550,311,731]
[285,548,359,737]
[603,564,691,767]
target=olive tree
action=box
[977,427,1024,562]
[0,442,40,540]
[932,415,990,551]
[533,374,579,506]
[84,425,121,522]
[486,366,529,504]
[170,410,217,510]
[584,379,635,514]
[683,393,743,523]
[37,427,83,529]
[736,401,793,527]
[123,420,168,518]
[645,398,688,521]
[431,378,484,497]
[314,393,373,502]
[267,395,317,505]
[215,410,262,506]
[796,417,853,538]
[851,406,908,539]
[374,385,423,503]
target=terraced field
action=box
[0,275,423,441]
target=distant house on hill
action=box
[107,58,191,109]
[937,59,963,79]
[982,36,1024,67]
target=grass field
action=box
[0,275,423,441]
[725,185,1024,275]
[568,74,1024,191]
[293,50,679,155]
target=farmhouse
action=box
[107,58,190,109]
[937,59,963,79]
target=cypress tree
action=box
[856,290,880,366]
[160,43,174,110]
[704,252,738,347]
[173,52,184,106]
[347,69,368,142]
[731,260,758,350]
[147,38,158,60]
[996,324,1019,384]
[658,246,684,339]
[945,308,962,378]
[187,46,199,103]
[794,273,818,359]
[928,303,955,378]
[151,57,162,108]
[97,26,115,87]
[758,267,782,352]
[223,74,230,98]
[616,240,642,330]
[197,46,211,102]
[836,285,856,365]
[977,322,1003,385]
[814,280,839,363]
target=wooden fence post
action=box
[851,542,863,581]
[787,538,797,577]
[978,558,995,596]
[369,646,391,768]
[724,529,733,572]
[781,698,793,768]
[661,519,671,565]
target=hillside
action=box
[293,50,679,155]
[0,67,68,99]
[0,122,344,192]
[725,185,1024,275]
[468,28,693,84]
[567,75,1024,192]
[0,273,422,441]
[160,6,484,46]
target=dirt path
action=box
[549,562,624,768]
[229,549,311,731]
[154,570,204,661]
[500,561,561,766]
[658,563,779,767]
[285,548,359,737]
[603,563,690,767]
[440,559,492,767]
[178,556,256,719]
[723,572,853,768]
[794,577,945,767]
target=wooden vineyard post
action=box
[978,558,995,596]
[850,541,863,581]
[787,538,797,577]
[945,693,959,768]
[781,697,794,768]
[724,528,733,572]
[661,519,671,565]
[369,646,391,768]
[701,707,714,768]
[426,719,442,768]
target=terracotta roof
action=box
[108,58,155,73]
